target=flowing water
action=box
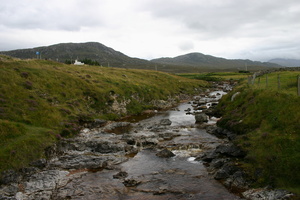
[52,94,242,199]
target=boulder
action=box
[215,144,246,158]
[195,113,208,123]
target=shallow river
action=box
[54,99,242,199]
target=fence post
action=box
[277,74,281,90]
[266,74,268,88]
[298,75,300,96]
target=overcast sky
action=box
[1,0,300,61]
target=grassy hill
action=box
[215,71,300,194]
[1,42,282,73]
[0,42,153,69]
[0,55,207,174]
[152,53,281,71]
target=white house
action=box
[74,60,84,65]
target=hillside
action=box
[0,55,207,174]
[1,42,281,73]
[152,52,281,71]
[0,42,153,69]
[269,58,300,67]
[216,71,300,194]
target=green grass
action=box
[251,71,300,96]
[216,72,300,194]
[0,55,207,174]
[178,72,251,82]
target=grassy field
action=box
[178,72,251,82]
[216,70,300,194]
[0,55,207,174]
[251,71,300,96]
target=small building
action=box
[74,59,84,65]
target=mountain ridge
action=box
[0,42,281,72]
[268,58,300,67]
[151,52,281,70]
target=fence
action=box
[248,72,300,96]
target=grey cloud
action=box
[0,0,106,31]
[138,0,300,38]
[179,41,194,51]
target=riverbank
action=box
[0,82,246,199]
[0,55,207,175]
[215,79,300,197]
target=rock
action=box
[0,170,21,185]
[87,140,126,153]
[206,126,235,139]
[91,119,107,128]
[225,170,249,190]
[113,171,128,179]
[50,154,109,169]
[195,113,208,123]
[215,144,246,158]
[30,159,47,169]
[210,158,228,169]
[214,163,239,180]
[123,178,141,187]
[24,170,69,194]
[160,119,172,126]
[197,105,208,110]
[184,108,191,112]
[156,149,175,158]
[198,151,219,162]
[242,188,296,200]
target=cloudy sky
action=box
[1,0,300,61]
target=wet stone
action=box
[123,179,141,187]
[160,119,172,125]
[156,149,175,158]
[113,171,128,179]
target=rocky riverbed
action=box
[0,82,296,200]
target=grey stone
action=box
[160,119,172,126]
[195,113,208,123]
[156,149,175,158]
[215,144,246,158]
[242,188,296,200]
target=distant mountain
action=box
[151,53,281,71]
[0,42,153,69]
[268,58,300,67]
[0,43,281,73]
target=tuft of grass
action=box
[0,120,55,171]
[216,72,300,194]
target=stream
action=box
[0,88,244,200]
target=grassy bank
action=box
[216,71,300,194]
[178,72,251,82]
[0,55,207,174]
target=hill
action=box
[151,52,281,71]
[0,55,207,174]
[0,42,281,73]
[269,58,300,67]
[0,42,154,69]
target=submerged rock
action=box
[160,119,172,126]
[156,149,175,158]
[113,171,128,179]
